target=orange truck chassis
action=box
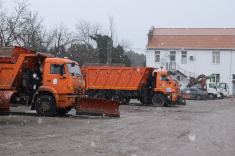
[82,67,186,106]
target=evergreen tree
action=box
[90,34,112,64]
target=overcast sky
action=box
[2,0,235,54]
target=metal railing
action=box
[169,62,197,78]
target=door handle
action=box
[59,77,66,79]
[47,80,51,82]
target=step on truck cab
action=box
[82,67,186,106]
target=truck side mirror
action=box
[59,64,64,76]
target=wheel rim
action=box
[153,98,163,104]
[112,95,119,101]
[95,92,106,99]
[196,95,201,100]
[40,100,51,112]
[152,95,164,106]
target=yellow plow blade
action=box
[76,97,120,117]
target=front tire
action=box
[152,94,165,107]
[35,95,57,116]
[195,95,202,100]
[208,94,215,99]
[220,93,224,99]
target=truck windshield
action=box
[66,63,82,77]
[218,83,226,89]
[171,75,177,82]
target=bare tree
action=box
[14,11,50,51]
[49,23,75,57]
[0,1,29,47]
[75,20,103,46]
[119,39,133,50]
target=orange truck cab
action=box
[150,70,184,106]
[0,46,85,116]
[82,67,186,107]
[35,57,86,115]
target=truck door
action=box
[160,74,172,92]
[45,64,68,94]
[218,83,229,96]
[207,83,217,93]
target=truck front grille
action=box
[74,88,83,94]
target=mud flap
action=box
[0,90,15,115]
[76,97,120,117]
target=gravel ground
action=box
[0,98,235,156]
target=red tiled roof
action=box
[146,28,235,49]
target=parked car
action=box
[181,88,208,100]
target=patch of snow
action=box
[33,73,37,79]
[91,141,95,147]
[37,118,43,124]
[188,134,196,141]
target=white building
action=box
[146,28,235,95]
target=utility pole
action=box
[107,39,112,66]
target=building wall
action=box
[146,49,235,95]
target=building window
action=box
[212,52,220,64]
[170,51,176,62]
[212,74,220,83]
[233,74,235,79]
[181,51,187,64]
[155,51,160,63]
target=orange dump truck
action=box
[82,67,186,106]
[0,46,119,117]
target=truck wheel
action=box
[220,93,224,99]
[208,94,215,99]
[123,97,130,104]
[93,91,106,99]
[111,93,127,105]
[35,95,56,116]
[111,94,121,101]
[152,94,165,107]
[195,95,202,100]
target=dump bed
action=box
[82,67,155,91]
[0,46,54,89]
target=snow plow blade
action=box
[76,97,120,117]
